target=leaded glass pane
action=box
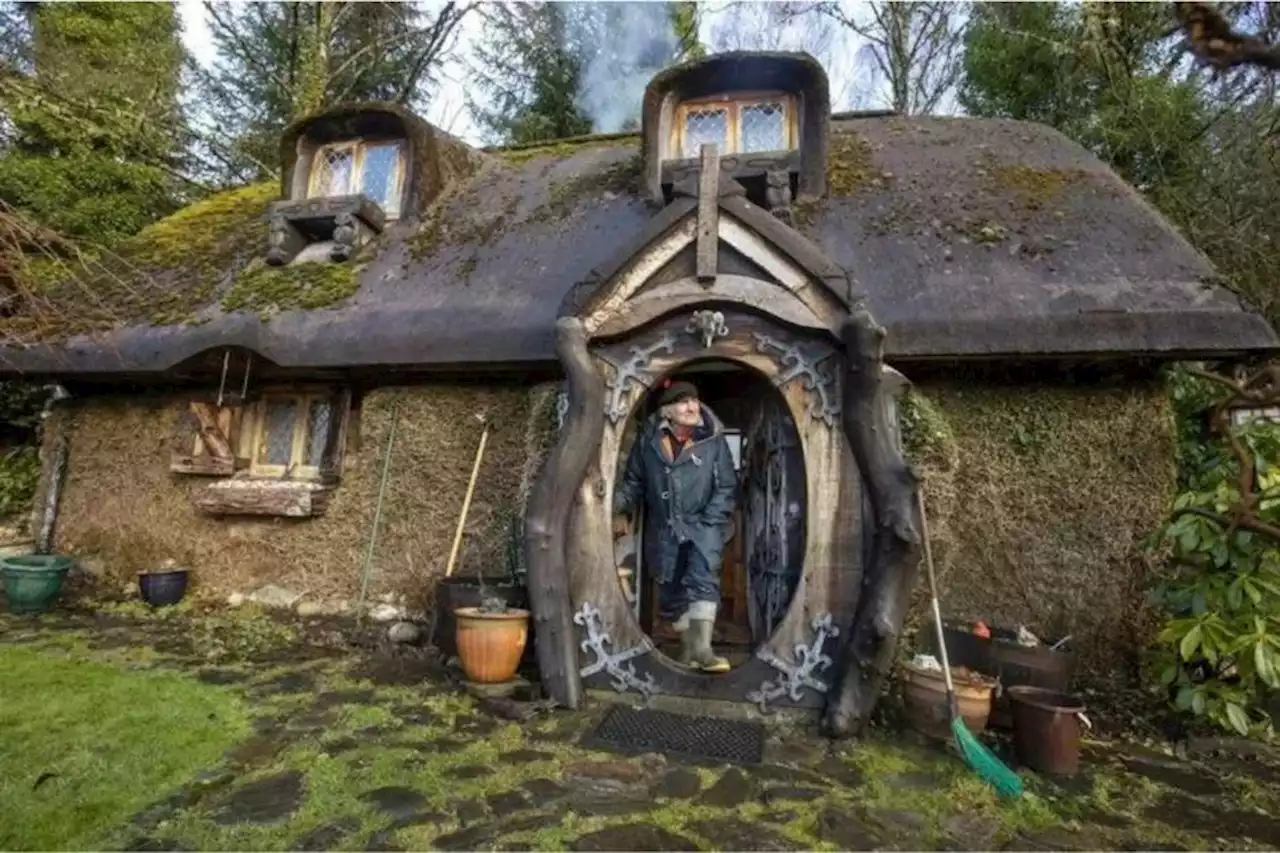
[682,107,728,158]
[361,143,400,216]
[740,102,786,152]
[263,400,298,466]
[305,399,332,467]
[314,147,354,196]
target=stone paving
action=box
[3,602,1280,851]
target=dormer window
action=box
[670,93,798,159]
[308,139,405,219]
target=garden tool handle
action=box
[918,487,956,697]
[444,421,490,578]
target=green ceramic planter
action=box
[2,555,74,614]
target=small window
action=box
[242,392,340,480]
[671,93,798,159]
[309,140,405,218]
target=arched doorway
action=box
[612,358,806,669]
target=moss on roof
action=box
[2,182,277,340]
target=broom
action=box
[916,488,1024,799]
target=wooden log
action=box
[523,316,605,710]
[826,308,923,737]
[191,402,234,461]
[192,481,330,517]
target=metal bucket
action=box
[1008,685,1088,776]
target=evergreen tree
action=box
[469,1,700,146]
[0,1,188,244]
[468,2,593,146]
[199,1,468,182]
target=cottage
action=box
[2,52,1275,733]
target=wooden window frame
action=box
[238,390,343,481]
[308,138,406,219]
[669,91,799,159]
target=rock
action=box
[651,767,702,800]
[387,622,421,644]
[447,765,493,780]
[762,785,825,804]
[687,818,794,851]
[520,777,568,808]
[211,771,305,825]
[452,798,488,825]
[570,824,697,852]
[248,584,303,609]
[697,768,759,808]
[369,603,402,623]
[815,806,880,850]
[295,601,326,618]
[227,592,245,608]
[291,818,360,851]
[360,786,427,820]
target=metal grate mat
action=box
[581,705,765,765]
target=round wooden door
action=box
[742,392,806,646]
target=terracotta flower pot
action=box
[454,606,530,684]
[901,662,996,741]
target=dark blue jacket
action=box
[613,405,738,584]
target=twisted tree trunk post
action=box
[826,308,924,736]
[522,317,605,709]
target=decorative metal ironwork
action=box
[746,613,839,714]
[574,602,660,701]
[752,333,841,427]
[599,332,677,424]
[685,310,729,349]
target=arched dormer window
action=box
[308,138,406,220]
[670,92,799,160]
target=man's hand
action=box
[612,515,630,540]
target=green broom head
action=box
[950,716,1024,799]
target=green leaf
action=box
[1192,690,1207,716]
[1160,665,1178,686]
[1180,624,1202,662]
[1175,686,1194,711]
[1226,702,1250,735]
[1257,643,1279,689]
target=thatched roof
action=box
[0,112,1273,379]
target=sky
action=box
[174,1,887,147]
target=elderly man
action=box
[613,379,737,673]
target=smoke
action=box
[567,2,683,134]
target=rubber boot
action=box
[688,618,730,673]
[673,611,694,665]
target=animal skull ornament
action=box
[686,310,729,349]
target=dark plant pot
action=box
[2,554,74,614]
[138,569,189,607]
[435,575,532,661]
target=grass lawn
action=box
[0,644,252,851]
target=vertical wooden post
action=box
[696,143,720,284]
[523,317,606,709]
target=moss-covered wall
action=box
[43,382,560,611]
[900,378,1176,688]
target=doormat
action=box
[581,705,765,765]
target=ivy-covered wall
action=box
[39,382,560,610]
[900,378,1177,688]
